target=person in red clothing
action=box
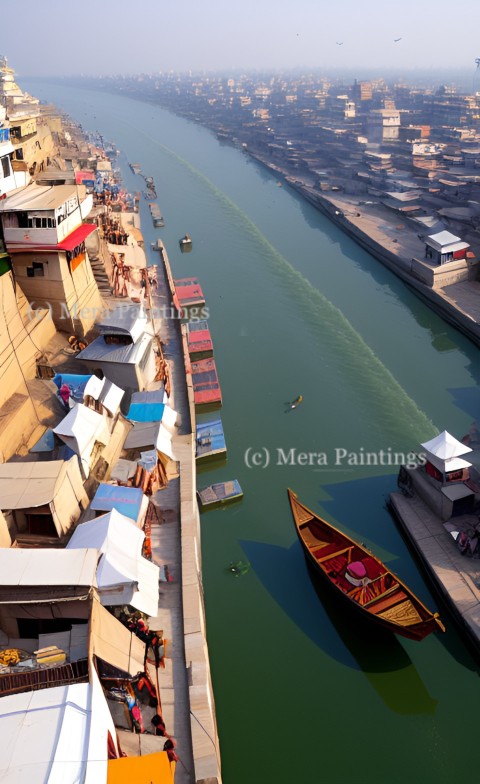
[58,383,71,412]
[151,713,166,736]
[163,738,179,763]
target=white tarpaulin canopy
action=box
[0,547,98,588]
[123,405,178,461]
[84,376,125,416]
[0,668,116,784]
[0,457,82,508]
[67,509,159,616]
[421,430,472,460]
[0,456,87,537]
[53,404,110,476]
[156,423,177,461]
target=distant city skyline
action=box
[4,0,480,81]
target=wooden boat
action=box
[287,488,445,641]
[173,277,205,309]
[187,319,213,359]
[198,480,243,510]
[148,203,164,226]
[195,418,226,462]
[191,357,222,408]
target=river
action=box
[26,80,479,784]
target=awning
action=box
[107,751,175,784]
[89,599,145,677]
[90,484,145,523]
[57,222,97,250]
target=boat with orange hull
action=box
[287,488,445,641]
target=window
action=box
[1,155,10,178]
[27,262,45,277]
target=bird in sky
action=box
[336,41,344,46]
[394,37,402,42]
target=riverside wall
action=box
[160,245,223,783]
[247,151,480,347]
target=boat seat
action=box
[311,541,341,559]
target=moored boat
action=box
[149,202,164,227]
[195,418,226,462]
[197,480,243,510]
[287,488,445,641]
[173,277,205,309]
[187,319,213,359]
[191,357,222,409]
[179,233,192,252]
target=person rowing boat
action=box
[286,395,303,412]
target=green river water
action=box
[26,81,480,784]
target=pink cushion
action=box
[347,560,367,579]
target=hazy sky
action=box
[4,0,480,78]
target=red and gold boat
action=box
[288,488,445,641]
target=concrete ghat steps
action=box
[390,491,480,650]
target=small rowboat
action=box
[198,480,243,511]
[287,488,445,641]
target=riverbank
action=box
[389,483,480,658]
[155,241,223,782]
[247,150,480,347]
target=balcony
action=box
[2,209,84,250]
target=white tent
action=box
[0,456,87,537]
[123,405,178,462]
[53,404,110,476]
[84,375,125,416]
[0,547,98,587]
[0,668,116,784]
[421,430,472,460]
[66,509,159,616]
[421,430,473,475]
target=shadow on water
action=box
[321,474,480,671]
[447,386,480,421]
[259,171,477,357]
[239,537,438,715]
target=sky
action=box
[3,0,480,81]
